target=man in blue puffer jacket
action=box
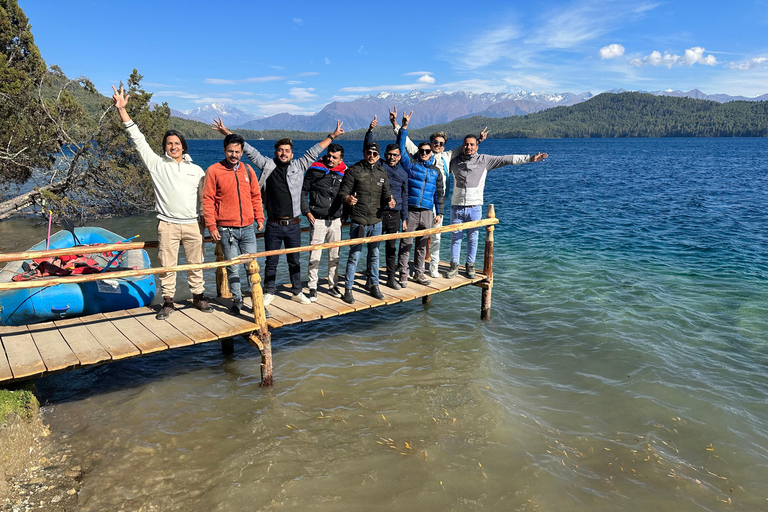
[396,111,444,287]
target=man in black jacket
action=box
[365,116,408,289]
[337,142,396,304]
[301,143,347,301]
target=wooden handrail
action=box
[0,217,498,292]
[0,223,343,264]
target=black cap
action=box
[364,141,380,153]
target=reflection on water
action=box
[5,138,768,510]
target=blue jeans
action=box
[345,222,382,290]
[264,221,302,295]
[450,205,483,264]
[218,224,258,300]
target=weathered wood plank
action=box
[239,297,286,329]
[208,298,264,336]
[0,325,45,379]
[157,304,218,344]
[76,313,141,360]
[27,323,80,372]
[125,307,196,349]
[53,317,112,366]
[102,310,168,354]
[256,289,304,327]
[271,284,339,322]
[0,343,12,382]
[175,301,240,339]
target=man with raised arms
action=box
[390,105,487,278]
[202,133,267,317]
[364,115,408,290]
[212,118,344,305]
[112,85,210,321]
[447,135,548,278]
[301,143,347,301]
[395,110,444,287]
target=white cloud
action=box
[324,57,331,65]
[599,44,625,59]
[296,71,320,77]
[205,76,284,85]
[339,82,432,93]
[416,74,436,84]
[629,47,717,68]
[531,1,659,50]
[289,87,317,101]
[404,71,433,76]
[292,18,303,25]
[454,25,522,69]
[728,57,767,70]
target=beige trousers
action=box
[156,220,205,298]
[307,217,342,290]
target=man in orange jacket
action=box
[202,133,268,316]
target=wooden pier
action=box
[0,207,498,387]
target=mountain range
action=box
[171,89,768,132]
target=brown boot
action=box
[156,296,175,320]
[193,293,212,312]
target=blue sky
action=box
[20,0,768,116]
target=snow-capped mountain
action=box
[171,89,768,132]
[181,104,260,127]
[234,90,594,131]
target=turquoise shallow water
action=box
[2,138,767,510]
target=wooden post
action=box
[246,260,273,386]
[214,243,232,298]
[481,204,495,320]
[221,338,234,355]
[422,295,431,305]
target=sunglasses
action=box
[385,152,400,158]
[432,141,445,147]
[365,150,379,156]
[419,148,432,155]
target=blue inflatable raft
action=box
[0,227,156,326]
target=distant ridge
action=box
[171,92,768,140]
[171,88,768,133]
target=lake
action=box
[2,137,767,511]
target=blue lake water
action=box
[4,137,768,510]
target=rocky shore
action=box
[1,389,84,511]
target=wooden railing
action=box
[0,206,498,385]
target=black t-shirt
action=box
[265,160,294,219]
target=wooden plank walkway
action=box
[0,261,486,384]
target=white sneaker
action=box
[292,292,311,305]
[429,267,440,279]
[263,293,275,306]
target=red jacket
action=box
[203,161,265,229]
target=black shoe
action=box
[193,293,212,312]
[308,289,318,302]
[387,277,402,290]
[446,262,459,279]
[370,285,384,299]
[465,263,476,279]
[156,296,174,320]
[363,278,373,291]
[343,288,355,304]
[230,298,243,315]
[328,286,343,299]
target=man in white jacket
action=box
[112,85,210,320]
